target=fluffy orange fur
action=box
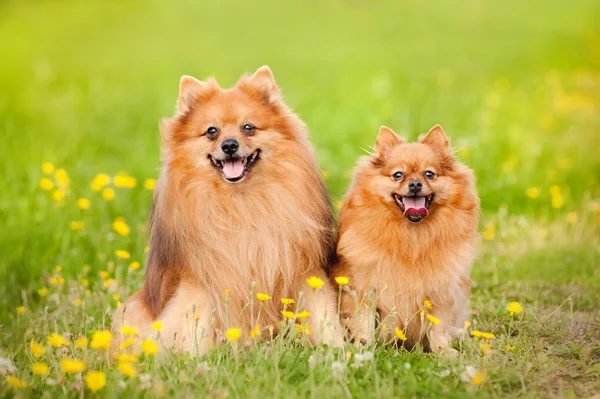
[332,125,480,355]
[111,66,343,357]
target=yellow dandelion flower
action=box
[61,358,86,374]
[304,323,312,335]
[129,261,140,270]
[394,327,407,341]
[194,314,200,321]
[567,212,577,224]
[72,299,82,307]
[281,298,295,305]
[256,292,271,302]
[102,188,115,200]
[483,222,495,240]
[115,250,130,259]
[249,324,260,338]
[112,294,120,301]
[103,278,115,288]
[55,168,70,187]
[112,217,130,236]
[281,310,296,319]
[471,330,496,340]
[151,321,163,332]
[505,345,516,351]
[427,314,440,325]
[37,288,49,297]
[31,362,49,376]
[52,189,65,202]
[306,276,324,289]
[295,323,306,333]
[382,325,388,331]
[296,311,311,319]
[77,198,90,210]
[30,340,46,358]
[16,306,26,314]
[225,328,242,343]
[335,276,349,286]
[121,325,137,336]
[144,179,156,190]
[116,354,137,363]
[50,276,65,285]
[6,376,28,389]
[85,371,106,392]
[471,370,486,385]
[91,174,110,191]
[424,299,433,309]
[42,162,55,174]
[47,333,67,347]
[119,338,135,349]
[550,185,561,196]
[90,330,112,350]
[224,289,230,296]
[69,221,85,231]
[114,173,137,188]
[507,302,523,315]
[117,301,123,307]
[40,177,54,191]
[141,339,159,355]
[75,337,88,348]
[118,361,137,377]
[526,187,541,199]
[99,271,109,279]
[551,194,564,209]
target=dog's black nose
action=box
[221,139,239,155]
[408,179,423,193]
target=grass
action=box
[0,0,599,397]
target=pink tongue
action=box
[222,159,244,179]
[403,196,428,218]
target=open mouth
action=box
[393,194,434,223]
[209,149,260,183]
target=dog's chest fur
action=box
[340,222,474,321]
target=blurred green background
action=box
[0,0,598,310]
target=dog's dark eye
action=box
[424,170,435,180]
[242,124,256,135]
[206,126,219,140]
[392,171,404,181]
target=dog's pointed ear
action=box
[420,124,449,151]
[375,126,404,158]
[177,75,220,114]
[249,65,279,101]
[177,75,204,113]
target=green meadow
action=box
[0,0,598,397]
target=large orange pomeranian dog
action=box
[111,66,343,356]
[332,125,479,355]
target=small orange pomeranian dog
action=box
[332,125,479,355]
[110,66,343,357]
